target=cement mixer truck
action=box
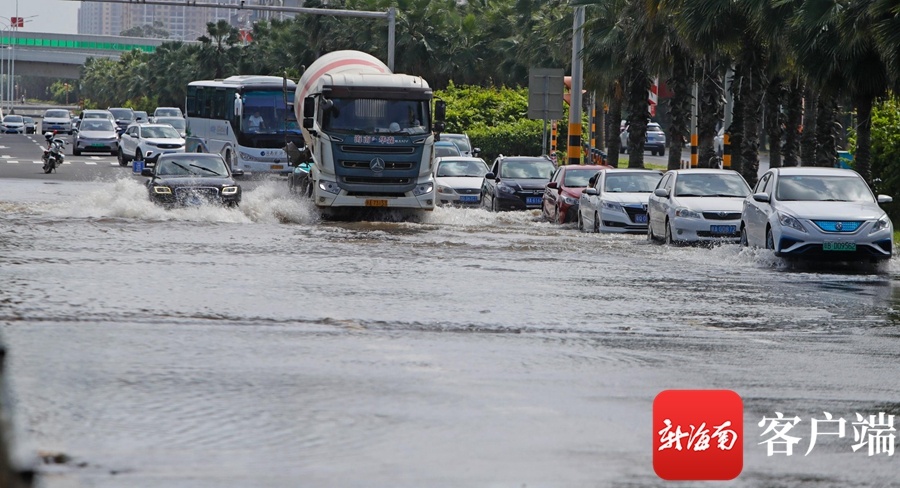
[292,50,445,217]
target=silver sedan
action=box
[741,167,893,262]
[647,169,751,244]
[578,169,662,233]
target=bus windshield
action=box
[323,98,429,135]
[240,90,299,135]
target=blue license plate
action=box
[526,196,542,205]
[459,195,478,202]
[634,213,648,224]
[710,225,736,235]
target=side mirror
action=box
[877,194,893,204]
[472,147,481,156]
[232,168,245,177]
[584,187,599,196]
[547,181,559,189]
[752,192,770,203]
[654,188,669,198]
[485,172,496,180]
[434,99,446,123]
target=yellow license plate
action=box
[365,199,388,207]
[270,164,284,170]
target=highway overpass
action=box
[1,32,188,79]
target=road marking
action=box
[89,156,101,160]
[84,161,96,165]
[1,155,10,159]
[33,161,42,164]
[7,160,18,164]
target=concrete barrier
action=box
[0,338,34,488]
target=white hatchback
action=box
[740,167,893,262]
[648,169,752,244]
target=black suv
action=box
[481,155,556,211]
[107,107,136,132]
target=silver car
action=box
[72,118,119,156]
[647,169,751,244]
[434,157,489,206]
[578,169,662,233]
[740,167,893,262]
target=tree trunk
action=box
[625,56,650,169]
[666,48,692,171]
[764,76,785,169]
[728,63,744,173]
[800,87,818,166]
[782,77,803,167]
[738,38,765,188]
[854,96,872,183]
[698,58,724,168]
[814,94,839,167]
[606,80,624,168]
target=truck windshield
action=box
[240,90,300,135]
[323,98,429,135]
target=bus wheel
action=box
[225,150,237,172]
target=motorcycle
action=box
[42,132,66,174]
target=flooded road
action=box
[1,177,898,487]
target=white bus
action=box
[185,75,301,174]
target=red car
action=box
[542,164,612,224]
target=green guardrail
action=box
[0,36,156,53]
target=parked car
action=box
[621,122,667,156]
[152,107,184,120]
[134,110,150,123]
[118,123,186,166]
[141,153,243,208]
[1,115,26,134]
[434,140,462,159]
[647,169,751,244]
[41,109,73,134]
[440,133,480,157]
[482,155,556,211]
[579,169,663,233]
[72,118,119,156]
[740,167,892,262]
[434,156,489,206]
[154,116,187,138]
[542,164,610,224]
[108,107,136,131]
[22,116,37,134]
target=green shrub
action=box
[848,96,900,221]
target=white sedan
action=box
[647,169,752,244]
[433,156,489,206]
[578,169,662,233]
[740,167,893,262]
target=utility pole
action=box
[567,6,585,166]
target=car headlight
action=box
[871,215,891,234]
[674,207,702,219]
[777,211,807,233]
[497,183,516,194]
[437,185,455,195]
[602,201,623,212]
[318,179,341,195]
[221,186,239,195]
[152,186,172,194]
[413,182,434,196]
[562,195,579,205]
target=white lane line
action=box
[1,155,10,159]
[89,156,101,160]
[84,161,97,165]
[33,160,42,164]
[7,160,19,164]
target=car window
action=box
[434,145,461,158]
[564,168,602,187]
[659,173,673,191]
[775,175,873,202]
[499,160,554,179]
[45,110,69,118]
[157,118,186,130]
[605,172,663,193]
[753,173,769,193]
[141,126,180,139]
[82,120,114,131]
[674,173,751,197]
[157,156,227,177]
[436,159,487,177]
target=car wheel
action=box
[492,196,500,212]
[659,148,665,156]
[647,221,656,242]
[225,149,237,172]
[73,147,81,156]
[740,225,749,247]
[556,205,565,224]
[665,220,676,245]
[117,148,127,167]
[593,212,600,233]
[136,150,144,162]
[577,211,584,231]
[766,228,775,251]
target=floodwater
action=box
[1,177,898,487]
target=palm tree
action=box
[197,20,240,79]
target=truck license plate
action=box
[365,199,388,207]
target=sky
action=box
[0,0,80,34]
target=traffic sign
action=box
[527,68,564,120]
